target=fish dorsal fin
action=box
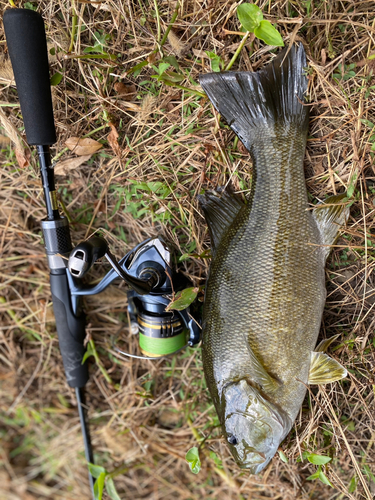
[198,188,245,257]
[313,193,350,261]
[308,351,347,385]
[244,338,280,393]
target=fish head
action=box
[221,379,291,473]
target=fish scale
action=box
[199,44,348,472]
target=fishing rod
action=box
[4,7,200,496]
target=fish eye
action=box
[227,435,238,446]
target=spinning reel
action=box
[68,236,201,359]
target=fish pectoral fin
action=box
[315,333,341,353]
[244,341,280,393]
[313,193,350,261]
[308,351,347,384]
[198,187,245,257]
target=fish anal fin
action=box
[244,338,280,393]
[313,193,350,261]
[198,187,245,256]
[308,351,347,385]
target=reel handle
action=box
[4,8,56,145]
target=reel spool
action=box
[136,311,186,358]
[68,236,201,360]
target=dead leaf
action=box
[54,154,92,175]
[147,52,158,64]
[114,82,136,101]
[0,107,29,167]
[0,57,14,83]
[314,161,325,176]
[15,147,30,168]
[65,137,103,156]
[107,122,121,156]
[0,135,11,148]
[321,48,326,65]
[192,48,209,59]
[237,141,248,155]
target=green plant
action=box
[236,3,284,47]
[205,51,225,72]
[185,446,201,474]
[88,463,122,500]
[82,339,120,389]
[333,63,356,81]
[361,119,375,151]
[299,451,333,487]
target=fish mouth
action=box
[231,446,268,470]
[236,452,271,473]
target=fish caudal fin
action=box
[199,44,309,151]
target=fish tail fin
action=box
[199,43,309,151]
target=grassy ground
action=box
[1,0,375,499]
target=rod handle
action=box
[3,8,56,145]
[50,272,89,388]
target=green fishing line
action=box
[139,330,187,356]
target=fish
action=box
[198,44,349,474]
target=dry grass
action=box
[0,0,375,499]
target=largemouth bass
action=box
[199,44,348,473]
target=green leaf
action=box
[348,476,358,493]
[347,173,357,199]
[157,72,185,83]
[306,468,321,481]
[82,343,94,364]
[88,463,106,479]
[278,449,289,463]
[209,451,223,468]
[157,62,170,76]
[318,469,333,487]
[50,72,63,86]
[307,453,332,465]
[205,51,223,72]
[254,20,284,46]
[106,478,121,500]
[363,464,375,483]
[24,2,37,10]
[94,472,106,500]
[163,55,180,71]
[185,446,201,474]
[361,119,375,128]
[166,287,198,311]
[237,4,263,32]
[369,54,375,60]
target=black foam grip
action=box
[50,272,89,388]
[3,9,56,145]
